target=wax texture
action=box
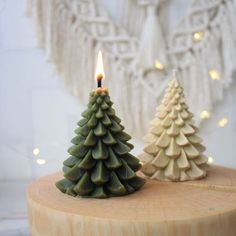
[56,88,145,198]
[139,79,209,181]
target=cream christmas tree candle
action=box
[139,71,209,181]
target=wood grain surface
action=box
[27,165,236,236]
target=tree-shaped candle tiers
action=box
[56,88,145,198]
[139,78,209,181]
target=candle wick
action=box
[97,80,102,88]
[97,74,103,88]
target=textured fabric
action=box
[27,0,236,136]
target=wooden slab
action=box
[27,165,236,236]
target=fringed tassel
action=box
[135,1,167,72]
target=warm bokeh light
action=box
[207,156,214,164]
[218,117,228,127]
[200,110,211,119]
[95,51,105,81]
[33,148,40,156]
[36,159,46,165]
[155,60,165,70]
[209,69,220,80]
[193,31,204,42]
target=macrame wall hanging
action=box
[27,0,236,137]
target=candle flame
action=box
[95,51,105,81]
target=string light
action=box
[33,148,40,156]
[155,60,165,70]
[200,110,211,119]
[193,31,204,42]
[209,69,220,80]
[207,156,214,164]
[36,159,46,165]
[218,117,228,127]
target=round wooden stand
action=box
[27,165,236,236]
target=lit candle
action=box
[56,50,145,198]
[95,51,105,88]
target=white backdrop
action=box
[0,0,236,180]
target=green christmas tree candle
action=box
[56,51,145,198]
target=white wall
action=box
[0,0,84,180]
[0,0,235,180]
